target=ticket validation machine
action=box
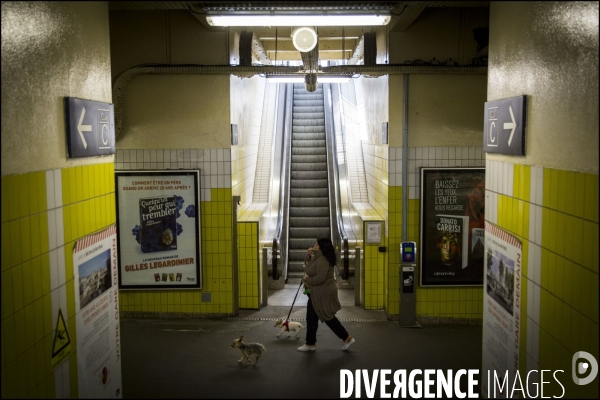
[399,242,420,327]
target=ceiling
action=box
[108,1,489,64]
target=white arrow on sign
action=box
[503,105,516,146]
[77,107,92,149]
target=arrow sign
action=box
[483,95,526,155]
[77,107,92,149]
[504,105,516,146]
[65,97,115,158]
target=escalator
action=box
[287,83,331,283]
[268,82,356,293]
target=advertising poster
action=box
[115,170,201,289]
[73,226,122,399]
[482,222,522,398]
[420,167,485,286]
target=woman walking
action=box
[297,237,356,352]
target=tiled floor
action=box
[120,285,483,398]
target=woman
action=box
[297,237,355,352]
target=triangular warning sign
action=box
[52,309,71,357]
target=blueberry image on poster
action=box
[132,195,195,253]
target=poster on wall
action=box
[481,222,522,398]
[420,167,485,287]
[115,170,201,289]
[73,225,122,399]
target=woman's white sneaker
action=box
[297,344,316,352]
[342,338,355,351]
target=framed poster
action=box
[73,225,122,398]
[366,221,383,244]
[419,167,485,287]
[115,170,201,289]
[482,222,521,397]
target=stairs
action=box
[287,83,331,283]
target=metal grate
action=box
[108,1,489,12]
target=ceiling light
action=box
[266,76,304,83]
[206,14,391,27]
[317,77,352,83]
[266,76,352,83]
[292,27,318,52]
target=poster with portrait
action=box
[115,170,201,289]
[420,167,485,286]
[482,222,521,398]
[73,225,122,398]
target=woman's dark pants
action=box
[305,294,349,345]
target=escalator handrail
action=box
[272,83,294,281]
[323,83,351,280]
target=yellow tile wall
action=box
[360,143,389,310]
[532,168,597,398]
[387,186,403,315]
[363,221,386,310]
[119,188,234,316]
[491,164,598,398]
[237,222,259,309]
[1,163,115,399]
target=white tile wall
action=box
[340,81,369,203]
[362,142,388,208]
[44,168,71,397]
[486,159,545,382]
[389,146,485,199]
[115,149,232,202]
[253,82,277,203]
[530,166,544,206]
[54,359,70,399]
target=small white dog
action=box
[274,318,306,339]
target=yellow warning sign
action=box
[51,309,72,370]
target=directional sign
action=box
[65,97,116,158]
[483,95,527,155]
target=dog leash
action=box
[284,280,304,329]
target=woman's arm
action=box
[304,257,329,287]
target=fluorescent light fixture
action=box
[266,76,352,83]
[266,76,304,83]
[318,77,352,83]
[206,14,391,27]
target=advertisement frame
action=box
[73,225,122,398]
[419,167,485,287]
[115,170,201,290]
[481,221,522,398]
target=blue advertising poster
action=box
[115,170,201,289]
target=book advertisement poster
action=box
[482,222,522,398]
[420,167,485,286]
[73,226,122,399]
[115,170,201,289]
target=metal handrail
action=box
[323,83,351,280]
[272,83,294,281]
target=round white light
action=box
[292,27,318,52]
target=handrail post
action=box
[261,248,268,306]
[272,238,279,280]
[343,239,349,280]
[354,247,361,306]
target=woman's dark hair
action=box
[317,237,337,267]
